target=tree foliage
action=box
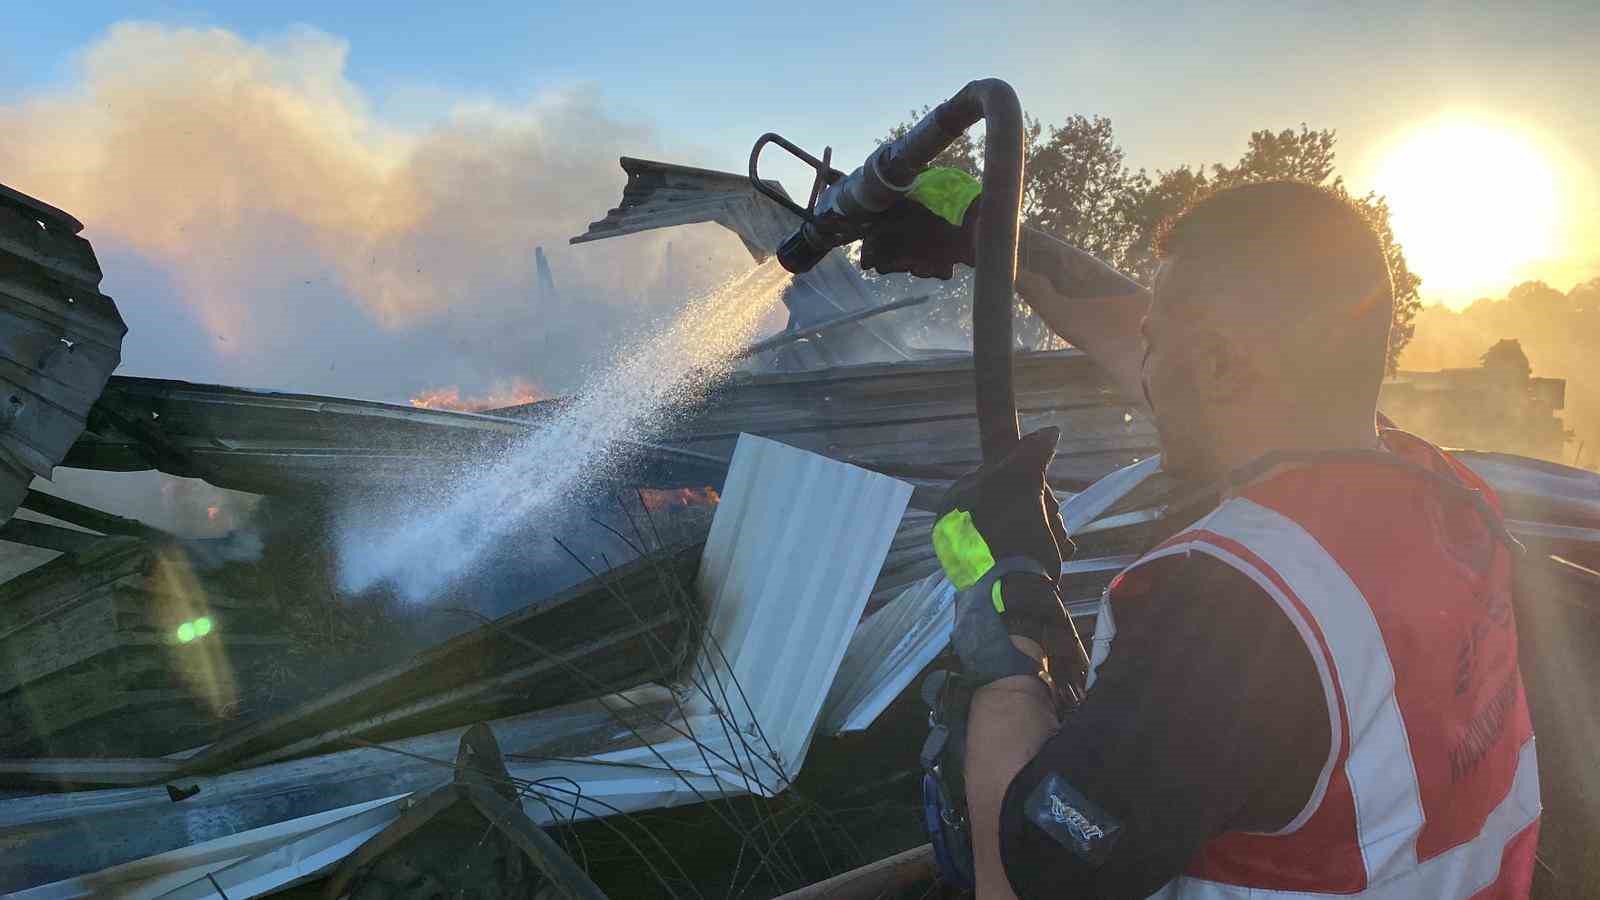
[873,116,1423,370]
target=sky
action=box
[2,2,1597,399]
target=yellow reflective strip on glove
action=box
[908,167,982,227]
[991,580,1006,614]
[933,508,996,591]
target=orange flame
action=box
[409,378,545,412]
[638,487,721,513]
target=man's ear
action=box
[1200,330,1256,402]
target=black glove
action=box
[936,427,1069,583]
[859,171,981,280]
[934,427,1072,640]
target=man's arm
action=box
[966,639,1056,900]
[1015,227,1149,408]
[978,555,1332,899]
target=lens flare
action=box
[1374,116,1563,306]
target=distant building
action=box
[1381,338,1569,460]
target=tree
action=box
[1121,165,1211,283]
[1346,190,1422,372]
[1211,125,1337,186]
[870,114,1422,369]
[1024,115,1146,271]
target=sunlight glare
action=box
[1374,118,1560,306]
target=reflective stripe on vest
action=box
[1109,494,1539,898]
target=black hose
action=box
[930,80,1025,461]
[773,79,1027,463]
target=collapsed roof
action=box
[1,162,1598,899]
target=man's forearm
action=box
[966,651,1058,899]
[1019,227,1144,301]
[1015,227,1150,407]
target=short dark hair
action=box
[1155,181,1394,402]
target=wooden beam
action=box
[770,844,936,899]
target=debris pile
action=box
[0,166,1597,899]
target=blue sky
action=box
[7,2,1597,184]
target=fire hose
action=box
[750,79,1035,887]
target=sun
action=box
[1373,117,1560,307]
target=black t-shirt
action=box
[998,551,1332,899]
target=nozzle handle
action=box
[776,228,832,275]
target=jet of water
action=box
[337,260,794,601]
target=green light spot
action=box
[176,622,195,643]
[194,616,212,637]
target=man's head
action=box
[1141,181,1394,482]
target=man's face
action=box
[1141,264,1230,482]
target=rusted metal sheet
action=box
[0,183,127,523]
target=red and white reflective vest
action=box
[1091,432,1541,898]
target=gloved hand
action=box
[859,167,981,280]
[951,562,1048,685]
[934,427,1069,594]
[934,428,1073,683]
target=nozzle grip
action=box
[776,228,832,275]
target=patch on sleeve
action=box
[1023,772,1122,865]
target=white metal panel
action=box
[819,571,954,735]
[1060,454,1162,536]
[690,433,913,783]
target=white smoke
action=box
[0,22,750,400]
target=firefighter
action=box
[862,177,1541,898]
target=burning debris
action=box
[408,378,547,412]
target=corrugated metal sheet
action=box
[7,437,913,897]
[690,433,913,781]
[820,571,953,735]
[64,377,725,499]
[1060,454,1162,536]
[0,183,126,521]
[8,690,763,899]
[656,350,1155,490]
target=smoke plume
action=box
[0,22,749,402]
